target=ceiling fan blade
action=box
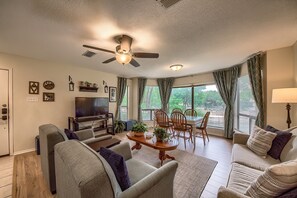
[83,45,115,54]
[102,57,116,64]
[130,58,140,67]
[133,52,159,58]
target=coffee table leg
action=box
[159,151,175,166]
[131,142,142,150]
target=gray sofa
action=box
[218,128,297,198]
[39,124,112,193]
[54,140,178,198]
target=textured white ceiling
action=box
[0,0,296,78]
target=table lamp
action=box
[272,88,297,128]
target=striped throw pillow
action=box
[246,126,277,157]
[246,159,297,197]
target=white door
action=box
[0,69,9,156]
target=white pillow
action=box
[246,126,277,157]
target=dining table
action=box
[185,116,203,150]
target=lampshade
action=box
[116,52,132,65]
[170,64,183,71]
[272,88,297,103]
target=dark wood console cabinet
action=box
[68,113,114,135]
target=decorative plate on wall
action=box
[43,81,55,90]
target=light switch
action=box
[26,97,38,102]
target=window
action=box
[168,87,192,113]
[235,75,258,133]
[141,86,161,120]
[119,87,128,121]
[194,85,225,128]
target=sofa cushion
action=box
[125,158,156,186]
[228,163,263,194]
[246,159,297,198]
[265,126,292,160]
[232,144,280,171]
[280,128,297,162]
[246,126,277,157]
[279,187,297,198]
[100,147,131,191]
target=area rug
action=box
[132,146,218,198]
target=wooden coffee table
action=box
[126,132,179,166]
[87,138,121,152]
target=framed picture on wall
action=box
[109,87,116,102]
[43,92,55,102]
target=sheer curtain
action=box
[213,65,241,139]
[248,54,265,128]
[115,77,127,120]
[138,78,147,121]
[157,78,175,113]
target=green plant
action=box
[153,127,170,142]
[114,120,125,133]
[131,122,148,133]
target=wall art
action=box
[29,81,39,94]
[43,92,55,102]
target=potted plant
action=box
[114,120,125,133]
[131,122,148,137]
[153,127,170,142]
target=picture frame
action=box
[29,81,39,94]
[109,87,116,102]
[43,92,55,102]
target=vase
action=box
[156,137,163,142]
[134,132,145,137]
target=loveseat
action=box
[39,124,112,193]
[218,127,297,198]
[54,140,178,198]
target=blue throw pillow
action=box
[64,129,79,140]
[265,125,292,159]
[99,147,131,191]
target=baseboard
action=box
[14,148,35,155]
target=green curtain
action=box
[213,65,241,139]
[115,77,127,120]
[247,54,265,128]
[157,78,175,113]
[138,78,147,122]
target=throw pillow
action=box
[64,129,79,140]
[265,125,292,160]
[246,159,297,198]
[246,126,277,157]
[99,147,130,191]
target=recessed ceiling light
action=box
[170,64,183,71]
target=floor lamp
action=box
[272,88,297,128]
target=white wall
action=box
[265,46,295,129]
[0,53,118,153]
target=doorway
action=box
[0,69,10,156]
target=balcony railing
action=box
[142,108,158,121]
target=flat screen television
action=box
[75,97,109,118]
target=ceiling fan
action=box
[83,35,159,67]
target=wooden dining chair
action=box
[172,108,183,113]
[155,110,173,135]
[153,109,162,128]
[194,112,210,147]
[170,112,193,149]
[184,109,198,117]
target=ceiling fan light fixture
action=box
[170,64,183,71]
[116,52,132,65]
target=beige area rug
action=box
[132,146,217,198]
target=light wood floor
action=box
[0,155,14,198]
[6,133,232,198]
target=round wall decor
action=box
[43,81,55,90]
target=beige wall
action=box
[0,53,118,153]
[265,46,295,129]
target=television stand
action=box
[68,113,114,135]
